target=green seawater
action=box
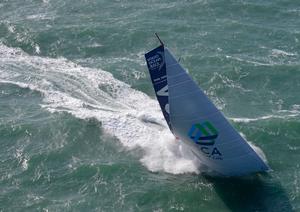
[0,0,300,211]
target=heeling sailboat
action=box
[145,34,269,176]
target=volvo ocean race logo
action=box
[146,51,165,72]
[188,121,222,160]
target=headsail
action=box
[145,36,269,176]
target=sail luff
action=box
[144,45,172,132]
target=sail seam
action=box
[168,79,193,89]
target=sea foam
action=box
[0,43,201,174]
[0,43,273,175]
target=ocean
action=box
[0,0,299,211]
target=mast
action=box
[155,33,164,46]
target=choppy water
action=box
[0,0,300,211]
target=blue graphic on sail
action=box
[188,122,218,145]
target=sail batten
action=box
[145,44,269,176]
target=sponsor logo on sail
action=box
[146,51,164,71]
[188,121,222,160]
[188,121,218,145]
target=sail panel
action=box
[164,48,269,176]
[145,45,172,131]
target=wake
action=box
[0,43,277,175]
[0,43,200,174]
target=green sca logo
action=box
[188,121,218,145]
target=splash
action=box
[0,43,201,174]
